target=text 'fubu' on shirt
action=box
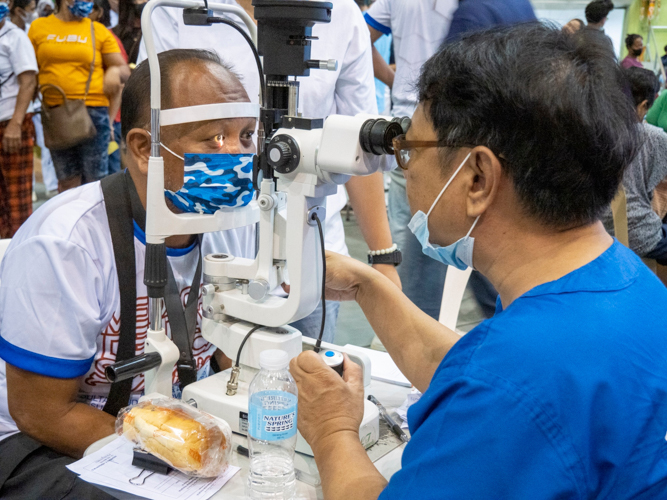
[0,182,255,439]
[379,241,667,499]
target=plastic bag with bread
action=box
[115,398,232,477]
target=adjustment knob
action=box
[248,279,270,301]
[268,142,291,168]
[267,135,300,174]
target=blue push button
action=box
[325,351,334,357]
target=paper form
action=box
[346,346,411,387]
[67,437,240,500]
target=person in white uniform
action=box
[137,0,402,343]
[0,49,255,498]
[0,2,38,238]
[365,0,500,322]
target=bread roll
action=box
[122,403,226,474]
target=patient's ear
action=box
[126,128,151,175]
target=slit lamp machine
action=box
[106,0,409,456]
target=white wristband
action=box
[368,243,398,256]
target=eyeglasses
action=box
[391,134,445,171]
[391,134,507,170]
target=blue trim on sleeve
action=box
[0,335,95,379]
[364,12,391,35]
[132,220,198,257]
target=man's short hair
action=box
[418,23,638,229]
[585,0,614,24]
[625,67,659,108]
[121,49,231,143]
[625,33,642,50]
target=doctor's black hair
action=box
[120,49,236,144]
[417,23,639,229]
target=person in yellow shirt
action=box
[28,0,128,192]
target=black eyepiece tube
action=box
[105,352,162,383]
[359,118,404,156]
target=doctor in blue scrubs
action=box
[290,23,667,500]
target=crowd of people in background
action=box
[0,0,666,297]
[2,1,667,496]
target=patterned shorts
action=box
[0,114,35,239]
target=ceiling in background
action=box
[530,0,633,8]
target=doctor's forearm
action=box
[356,270,459,392]
[313,430,387,500]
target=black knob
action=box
[268,142,291,169]
[267,135,301,174]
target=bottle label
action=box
[249,390,298,441]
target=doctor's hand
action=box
[325,251,380,302]
[290,351,364,453]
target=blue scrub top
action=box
[446,0,536,42]
[380,241,667,499]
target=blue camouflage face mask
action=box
[0,3,9,22]
[68,0,94,18]
[408,152,480,270]
[161,144,255,214]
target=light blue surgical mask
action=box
[68,0,93,18]
[160,142,254,214]
[0,4,9,22]
[408,152,480,270]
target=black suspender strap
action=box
[100,172,137,417]
[124,171,202,391]
[164,243,202,388]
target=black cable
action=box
[312,213,326,353]
[207,16,266,108]
[235,324,263,368]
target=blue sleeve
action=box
[364,12,391,35]
[445,6,491,42]
[378,371,582,499]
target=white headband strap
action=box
[160,102,260,126]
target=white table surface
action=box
[86,380,411,499]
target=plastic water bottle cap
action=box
[325,351,334,357]
[259,349,290,371]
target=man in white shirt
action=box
[0,49,254,498]
[138,0,401,342]
[365,0,462,321]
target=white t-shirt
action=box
[365,0,458,119]
[0,20,37,122]
[0,182,255,439]
[138,0,378,256]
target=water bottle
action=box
[247,349,298,500]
